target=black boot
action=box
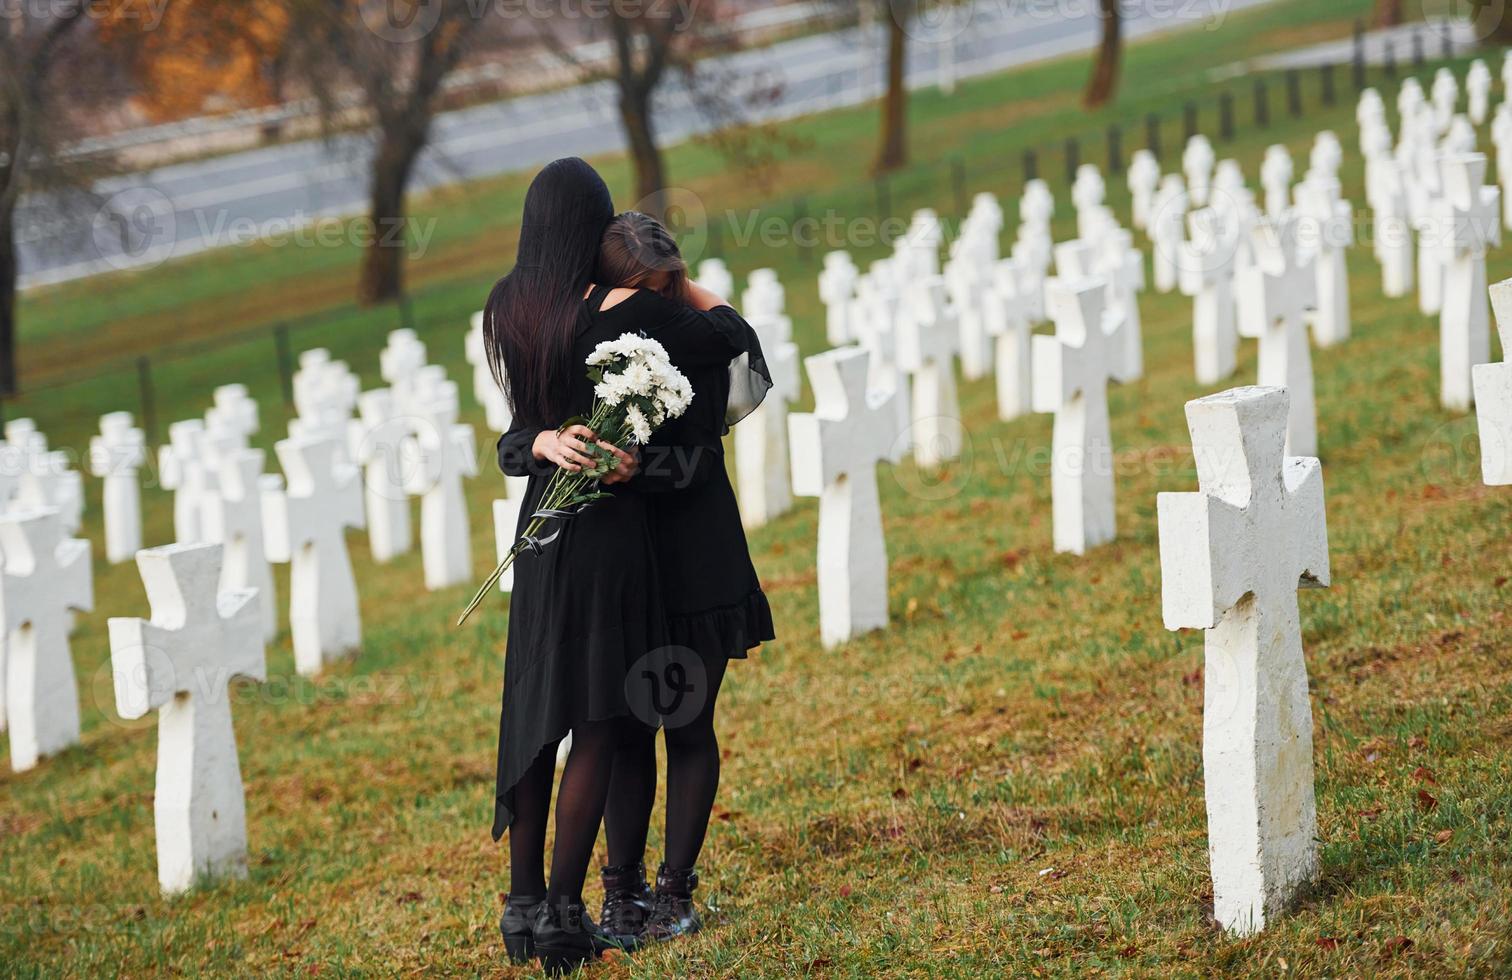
[644,864,702,942]
[499,893,543,964]
[532,897,614,976]
[599,862,653,951]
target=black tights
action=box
[508,719,640,904]
[605,656,729,872]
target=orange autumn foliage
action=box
[100,0,289,120]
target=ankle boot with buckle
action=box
[599,861,653,950]
[644,864,702,942]
[499,893,543,964]
[532,897,615,976]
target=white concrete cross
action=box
[160,420,213,543]
[1295,174,1353,349]
[492,497,524,593]
[696,257,734,300]
[1398,77,1425,126]
[1097,226,1147,381]
[1184,135,1216,208]
[742,268,787,321]
[348,388,414,563]
[968,192,1004,241]
[292,351,360,448]
[1180,208,1240,385]
[849,262,913,457]
[467,312,513,434]
[1149,174,1189,295]
[107,542,266,896]
[1237,216,1320,456]
[1475,278,1512,484]
[202,448,279,642]
[1031,276,1124,555]
[1493,103,1512,231]
[735,312,800,528]
[401,382,478,591]
[944,240,993,381]
[1260,147,1293,222]
[1356,89,1386,145]
[206,384,259,445]
[1370,154,1415,299]
[984,257,1035,421]
[819,251,860,348]
[895,276,963,468]
[0,508,92,772]
[1409,108,1449,316]
[1437,154,1502,413]
[380,332,428,413]
[1128,150,1161,231]
[88,412,146,564]
[1468,60,1492,125]
[896,210,944,281]
[5,425,84,537]
[788,346,898,649]
[1308,131,1343,183]
[1073,164,1107,242]
[1157,384,1330,937]
[1432,67,1459,135]
[263,436,365,675]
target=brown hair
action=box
[596,211,689,301]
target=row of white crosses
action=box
[736,269,800,530]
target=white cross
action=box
[895,276,962,468]
[1295,174,1354,349]
[492,497,524,593]
[742,268,787,321]
[0,508,92,772]
[206,384,259,444]
[467,312,513,433]
[735,313,799,529]
[202,448,279,642]
[1184,135,1216,207]
[1438,153,1502,412]
[983,257,1034,421]
[1356,89,1386,146]
[848,263,913,458]
[1369,155,1415,299]
[1468,60,1492,125]
[944,244,991,381]
[1236,215,1320,456]
[1475,278,1512,484]
[1127,150,1161,231]
[695,258,734,300]
[107,542,266,895]
[1432,67,1459,135]
[819,251,860,348]
[87,412,146,564]
[1097,227,1147,381]
[788,346,898,648]
[1031,275,1124,555]
[1180,208,1240,385]
[160,420,210,543]
[1149,174,1189,295]
[9,427,83,536]
[1493,103,1512,231]
[1398,77,1425,123]
[1157,384,1330,936]
[380,332,428,412]
[1072,164,1107,241]
[348,388,415,563]
[401,382,478,591]
[263,436,365,675]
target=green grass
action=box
[5,0,1512,975]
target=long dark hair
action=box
[483,158,614,428]
[597,211,689,301]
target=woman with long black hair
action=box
[483,157,653,975]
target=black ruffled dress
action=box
[491,287,774,840]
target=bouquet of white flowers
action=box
[458,333,693,625]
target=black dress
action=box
[492,289,775,837]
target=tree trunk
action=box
[1374,0,1403,28]
[619,88,667,217]
[0,198,16,398]
[1485,7,1512,45]
[875,0,909,174]
[357,129,422,306]
[1084,0,1123,109]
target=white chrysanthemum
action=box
[587,334,661,367]
[625,403,653,444]
[619,361,654,395]
[593,372,635,405]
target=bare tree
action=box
[1084,0,1122,109]
[875,0,912,173]
[0,2,95,397]
[286,0,488,306]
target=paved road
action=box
[17,0,1275,288]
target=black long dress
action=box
[492,288,774,837]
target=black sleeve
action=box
[496,419,555,478]
[636,293,773,428]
